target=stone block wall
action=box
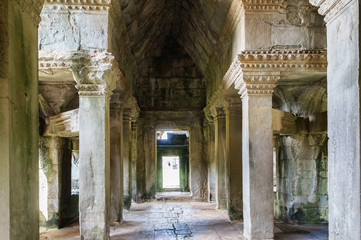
[275,133,328,223]
[135,39,205,111]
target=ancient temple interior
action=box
[1,0,360,239]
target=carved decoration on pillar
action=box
[39,50,121,96]
[223,49,327,98]
[42,0,111,12]
[237,72,281,98]
[309,0,354,23]
[241,0,286,12]
[215,108,226,121]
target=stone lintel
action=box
[309,0,355,23]
[44,109,79,137]
[241,0,286,12]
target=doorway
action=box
[162,156,180,189]
[156,131,189,192]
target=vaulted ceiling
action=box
[118,0,233,75]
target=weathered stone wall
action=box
[276,133,328,223]
[0,1,42,239]
[136,40,205,111]
[39,5,109,51]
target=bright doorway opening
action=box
[162,156,180,189]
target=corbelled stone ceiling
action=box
[119,0,233,75]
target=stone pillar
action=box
[130,120,138,202]
[206,119,216,202]
[39,136,71,227]
[309,0,360,238]
[225,102,243,220]
[110,100,123,222]
[239,73,279,240]
[143,117,156,199]
[0,1,42,239]
[189,120,208,200]
[77,83,113,239]
[122,109,132,209]
[215,108,227,209]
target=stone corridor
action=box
[40,201,328,240]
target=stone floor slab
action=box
[40,201,328,240]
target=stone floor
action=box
[40,201,328,240]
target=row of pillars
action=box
[212,90,275,239]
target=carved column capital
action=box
[122,108,132,123]
[71,51,119,89]
[76,84,112,97]
[237,72,281,98]
[215,107,226,120]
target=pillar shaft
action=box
[215,108,227,209]
[131,121,138,201]
[110,106,123,222]
[0,1,41,239]
[78,85,111,239]
[207,120,216,202]
[242,93,274,240]
[39,137,72,227]
[122,110,132,209]
[325,1,360,238]
[226,103,243,220]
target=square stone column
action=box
[0,1,42,239]
[238,73,280,240]
[130,120,138,201]
[215,108,228,209]
[110,101,123,222]
[122,109,132,209]
[225,101,243,220]
[309,0,360,238]
[206,118,216,202]
[39,136,72,228]
[77,84,112,239]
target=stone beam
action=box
[43,109,79,137]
